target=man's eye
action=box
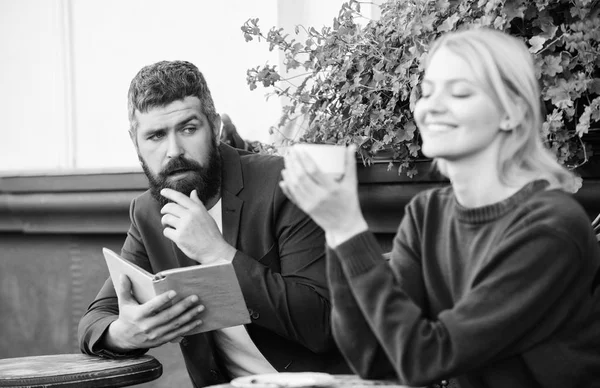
[148,132,165,141]
[182,127,197,134]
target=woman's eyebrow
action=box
[422,77,474,84]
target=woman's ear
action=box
[499,117,512,131]
[500,97,527,131]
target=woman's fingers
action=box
[279,178,296,204]
[343,145,358,184]
[281,168,307,196]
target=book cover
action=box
[102,248,250,335]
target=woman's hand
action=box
[280,145,369,248]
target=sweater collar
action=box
[453,180,550,224]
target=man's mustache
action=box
[160,157,203,177]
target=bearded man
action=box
[78,60,349,387]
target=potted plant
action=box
[241,0,599,180]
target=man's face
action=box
[133,96,222,207]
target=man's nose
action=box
[166,133,184,159]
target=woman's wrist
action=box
[325,219,369,248]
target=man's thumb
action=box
[190,189,201,204]
[116,274,134,303]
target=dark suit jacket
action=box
[78,144,350,387]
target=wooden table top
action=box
[0,353,162,388]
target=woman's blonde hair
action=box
[424,28,578,192]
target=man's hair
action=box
[127,60,219,137]
[425,28,577,192]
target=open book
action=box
[102,248,250,335]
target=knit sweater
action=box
[328,180,600,388]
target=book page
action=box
[102,248,159,304]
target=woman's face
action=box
[414,46,505,163]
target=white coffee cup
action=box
[291,143,347,179]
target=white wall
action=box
[0,0,375,174]
[0,0,70,172]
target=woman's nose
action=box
[421,90,448,113]
[415,94,446,123]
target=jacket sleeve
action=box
[231,186,335,353]
[333,224,586,386]
[78,198,149,358]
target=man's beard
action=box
[141,144,222,208]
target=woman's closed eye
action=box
[450,87,473,98]
[418,79,476,99]
[448,79,478,98]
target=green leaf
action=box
[590,79,600,95]
[503,0,528,22]
[373,69,386,83]
[542,109,564,136]
[438,14,460,33]
[545,79,574,108]
[436,0,451,13]
[408,142,421,157]
[576,96,600,136]
[420,13,437,32]
[532,11,557,38]
[542,55,563,77]
[533,0,551,12]
[528,36,547,53]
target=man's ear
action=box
[213,115,222,142]
[128,129,138,148]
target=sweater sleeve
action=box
[334,223,586,386]
[327,208,426,379]
[327,245,397,379]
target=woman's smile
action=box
[422,122,457,133]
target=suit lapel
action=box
[219,143,245,248]
[221,190,243,247]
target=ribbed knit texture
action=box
[453,180,548,224]
[327,179,600,387]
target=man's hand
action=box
[160,188,236,264]
[103,274,204,352]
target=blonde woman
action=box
[280,28,600,388]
